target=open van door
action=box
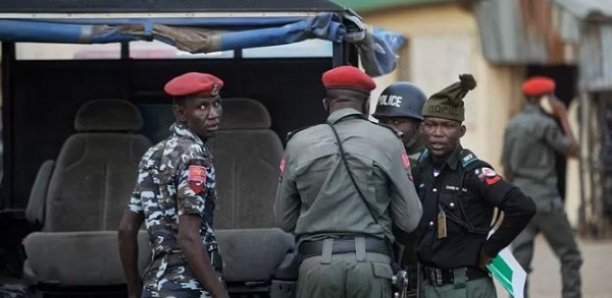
[0,1,405,296]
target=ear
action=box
[322,98,329,112]
[173,104,187,123]
[460,124,467,137]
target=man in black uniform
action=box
[413,74,536,298]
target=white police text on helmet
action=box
[378,94,402,108]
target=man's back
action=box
[508,77,582,298]
[275,108,421,243]
[274,66,423,298]
[503,106,570,202]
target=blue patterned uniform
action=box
[128,122,217,298]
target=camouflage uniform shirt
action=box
[128,122,217,297]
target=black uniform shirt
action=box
[414,146,535,269]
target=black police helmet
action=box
[372,82,426,121]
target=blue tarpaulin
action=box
[0,13,404,76]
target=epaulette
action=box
[418,149,430,163]
[459,149,479,169]
[285,125,312,143]
[370,121,402,139]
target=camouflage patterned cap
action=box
[422,74,477,122]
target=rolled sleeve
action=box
[127,191,143,213]
[127,171,146,213]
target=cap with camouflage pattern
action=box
[422,74,477,122]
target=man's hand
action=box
[544,95,579,157]
[478,251,493,271]
[178,215,229,298]
[118,211,145,298]
[127,282,142,298]
[546,95,568,119]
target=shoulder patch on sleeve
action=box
[475,167,502,185]
[401,151,411,169]
[188,165,207,194]
[278,157,286,182]
[400,151,413,180]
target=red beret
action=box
[522,76,556,97]
[322,66,376,94]
[164,72,224,97]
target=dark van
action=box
[0,1,403,296]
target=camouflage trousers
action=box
[512,209,582,298]
[297,250,393,298]
[420,272,496,298]
[142,254,213,298]
[142,283,210,298]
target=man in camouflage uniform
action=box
[118,72,229,298]
[503,76,582,298]
[274,65,422,298]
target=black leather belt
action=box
[422,266,489,287]
[299,237,389,259]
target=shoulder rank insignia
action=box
[418,149,430,163]
[459,149,479,168]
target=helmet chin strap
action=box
[404,133,418,150]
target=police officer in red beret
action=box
[502,76,582,298]
[274,65,422,298]
[118,72,230,298]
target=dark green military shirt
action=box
[274,108,423,244]
[502,105,571,211]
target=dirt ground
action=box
[495,236,612,298]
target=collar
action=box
[327,108,366,124]
[170,122,206,147]
[423,145,463,171]
[523,104,542,114]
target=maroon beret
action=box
[164,72,224,97]
[522,76,556,97]
[322,66,376,94]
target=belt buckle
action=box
[427,268,435,286]
[425,267,443,287]
[434,268,443,286]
